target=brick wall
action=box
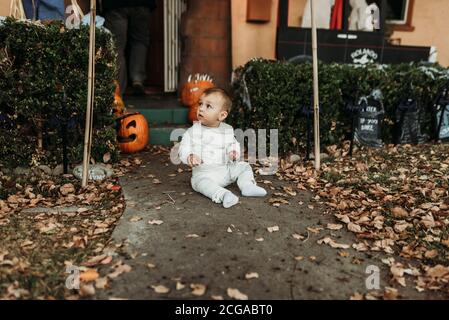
[180,0,232,91]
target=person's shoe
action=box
[132,81,145,96]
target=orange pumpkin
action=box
[181,75,215,107]
[113,81,126,117]
[188,103,199,123]
[117,113,149,153]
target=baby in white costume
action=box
[178,88,267,208]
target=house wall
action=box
[231,0,279,69]
[392,0,449,67]
[0,1,11,16]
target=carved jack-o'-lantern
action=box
[113,81,126,117]
[181,74,215,107]
[117,113,149,154]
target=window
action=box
[385,0,415,31]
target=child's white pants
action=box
[191,162,256,203]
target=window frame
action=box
[385,0,415,32]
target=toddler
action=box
[178,88,267,208]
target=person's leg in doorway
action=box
[128,6,152,95]
[104,9,129,96]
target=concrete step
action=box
[125,107,189,126]
[149,125,189,146]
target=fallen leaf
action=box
[130,216,142,222]
[245,272,259,280]
[186,234,200,238]
[60,184,75,196]
[151,285,170,294]
[317,237,350,249]
[292,233,305,240]
[190,283,206,296]
[176,282,185,290]
[327,223,343,230]
[148,220,164,225]
[306,227,323,234]
[227,288,248,300]
[107,263,132,279]
[391,207,408,218]
[95,277,108,290]
[267,226,279,233]
[255,237,264,242]
[211,295,224,300]
[80,269,99,282]
[80,283,95,297]
[348,222,362,233]
[383,287,398,300]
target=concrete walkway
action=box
[97,148,436,300]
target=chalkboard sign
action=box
[354,97,384,148]
[435,86,449,140]
[395,98,428,144]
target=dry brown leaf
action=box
[95,277,108,290]
[426,265,449,278]
[227,288,248,300]
[211,295,224,300]
[176,282,185,290]
[152,285,170,294]
[307,227,323,234]
[80,269,100,282]
[60,183,75,196]
[383,287,399,300]
[292,233,305,240]
[186,234,200,238]
[129,216,142,222]
[317,237,350,249]
[190,283,206,296]
[245,272,259,280]
[107,263,132,279]
[391,206,408,218]
[80,283,95,297]
[148,219,164,225]
[327,223,343,230]
[348,222,362,233]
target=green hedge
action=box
[229,58,449,155]
[0,18,118,167]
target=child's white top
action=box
[178,122,241,165]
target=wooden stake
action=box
[81,0,96,187]
[311,0,321,171]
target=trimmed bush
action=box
[0,18,118,168]
[229,58,449,156]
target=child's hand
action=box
[228,150,239,161]
[187,154,202,167]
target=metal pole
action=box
[81,0,96,187]
[311,0,321,171]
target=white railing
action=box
[164,0,187,92]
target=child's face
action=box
[197,93,228,127]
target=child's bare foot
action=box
[241,185,267,197]
[223,191,239,208]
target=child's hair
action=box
[203,87,232,113]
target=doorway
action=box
[144,0,186,94]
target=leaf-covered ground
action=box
[0,158,145,299]
[276,142,449,297]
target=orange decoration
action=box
[117,113,149,153]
